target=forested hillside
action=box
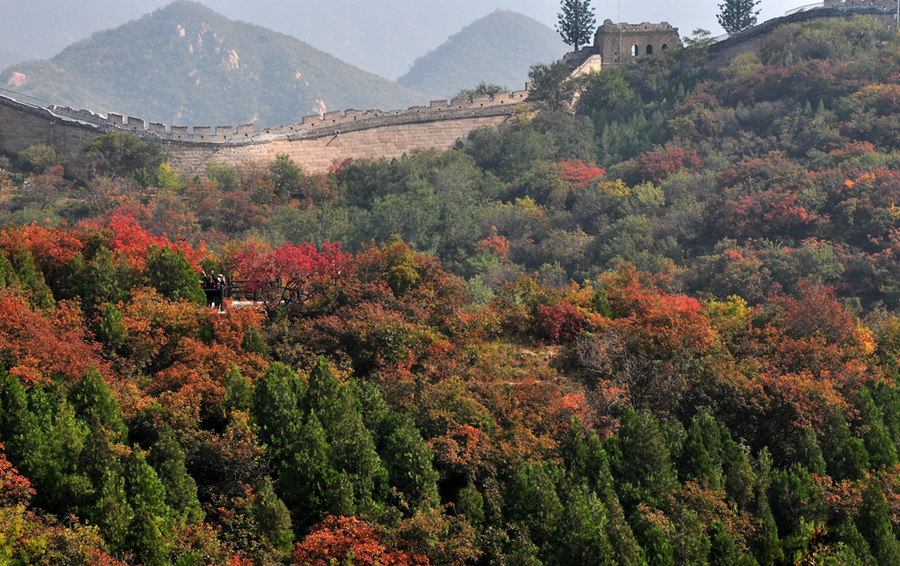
[0,14,900,566]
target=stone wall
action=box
[593,20,682,65]
[0,88,528,175]
[707,3,897,68]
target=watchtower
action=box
[592,19,682,64]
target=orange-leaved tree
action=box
[230,241,350,314]
[293,515,429,566]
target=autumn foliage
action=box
[0,14,900,566]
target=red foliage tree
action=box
[0,221,84,277]
[556,159,605,188]
[0,443,34,506]
[578,267,716,414]
[118,288,268,423]
[717,189,820,240]
[536,300,586,343]
[101,213,205,272]
[293,515,429,566]
[634,145,701,184]
[0,291,107,385]
[230,241,350,314]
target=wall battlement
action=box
[707,2,897,68]
[0,86,529,174]
[592,19,682,64]
[38,88,528,145]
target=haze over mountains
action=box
[398,10,564,100]
[0,0,808,79]
[0,1,558,128]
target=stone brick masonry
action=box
[0,89,527,175]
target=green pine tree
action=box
[669,508,711,565]
[822,409,870,480]
[456,482,486,527]
[10,247,54,308]
[129,503,169,566]
[357,380,439,508]
[253,362,305,462]
[222,365,254,419]
[279,411,341,530]
[143,245,205,305]
[21,383,89,514]
[795,426,827,476]
[71,366,127,442]
[855,388,898,470]
[250,477,293,555]
[96,303,127,354]
[678,416,719,489]
[0,368,32,462]
[857,478,900,566]
[750,489,782,565]
[608,407,679,510]
[504,462,564,550]
[124,448,171,524]
[717,0,760,34]
[835,517,875,566]
[707,520,739,566]
[148,427,203,525]
[305,358,388,513]
[92,468,134,553]
[79,246,130,313]
[553,486,615,565]
[556,0,596,51]
[768,464,826,538]
[635,516,674,566]
[0,253,14,289]
[379,412,439,508]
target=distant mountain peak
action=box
[0,1,424,128]
[398,9,565,99]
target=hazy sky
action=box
[1,0,812,79]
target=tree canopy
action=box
[556,0,597,51]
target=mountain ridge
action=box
[398,9,566,99]
[0,0,427,128]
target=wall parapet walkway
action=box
[33,88,528,145]
[0,88,528,174]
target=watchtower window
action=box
[662,43,668,50]
[630,44,638,56]
[646,44,653,55]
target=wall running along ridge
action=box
[0,89,528,175]
[2,2,893,176]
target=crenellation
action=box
[322,111,342,122]
[50,105,106,124]
[126,116,145,130]
[1,3,878,178]
[0,82,530,175]
[301,114,321,126]
[592,19,682,64]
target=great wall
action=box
[0,0,897,176]
[0,88,528,175]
